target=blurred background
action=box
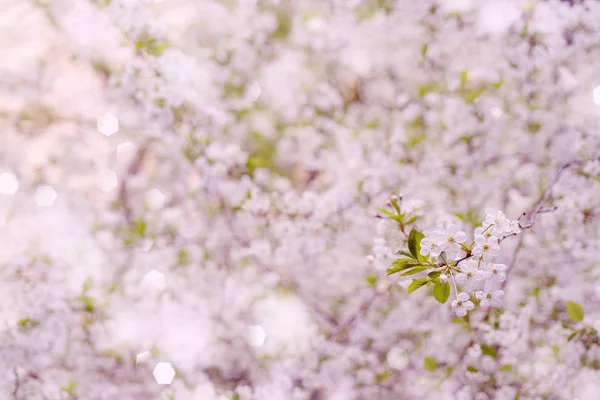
[1,0,600,399]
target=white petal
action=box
[455,307,467,317]
[454,231,467,243]
[458,292,470,302]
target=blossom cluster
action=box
[1,0,600,399]
[419,209,519,317]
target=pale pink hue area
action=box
[0,1,599,399]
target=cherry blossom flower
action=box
[455,259,486,289]
[472,234,501,259]
[483,208,511,235]
[420,237,443,257]
[452,292,475,317]
[475,289,504,309]
[484,263,507,282]
[436,224,467,254]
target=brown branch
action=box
[12,368,20,399]
[519,158,596,230]
[328,290,381,341]
[118,145,149,226]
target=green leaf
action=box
[527,121,542,133]
[82,277,93,293]
[466,365,478,373]
[428,271,442,279]
[377,208,396,218]
[408,228,426,261]
[408,278,428,294]
[445,365,455,378]
[375,370,390,383]
[480,344,497,359]
[419,83,439,98]
[433,281,450,304]
[405,215,418,225]
[18,318,40,332]
[567,331,579,342]
[400,266,427,276]
[500,364,512,372]
[395,250,416,259]
[424,357,437,372]
[387,258,420,275]
[365,276,378,286]
[61,380,77,395]
[551,345,560,357]
[460,70,468,86]
[77,296,95,313]
[566,301,584,322]
[133,218,146,237]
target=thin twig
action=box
[519,158,595,230]
[118,145,149,226]
[328,291,380,341]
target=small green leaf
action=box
[408,228,426,261]
[433,281,451,304]
[566,301,584,322]
[365,276,378,286]
[408,278,428,294]
[18,318,40,331]
[405,215,418,225]
[466,365,478,373]
[377,208,396,218]
[77,296,95,313]
[500,364,512,372]
[445,365,455,378]
[460,70,468,85]
[400,266,427,276]
[428,271,442,279]
[375,370,390,383]
[61,380,77,395]
[551,345,560,357]
[527,121,542,133]
[395,250,416,259]
[133,218,146,237]
[387,258,420,275]
[424,357,437,372]
[567,331,579,342]
[480,344,497,359]
[82,277,93,293]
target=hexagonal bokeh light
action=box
[97,114,119,136]
[0,172,19,195]
[386,347,409,371]
[136,350,151,365]
[246,81,262,103]
[117,141,137,164]
[141,270,166,292]
[593,85,600,106]
[153,362,175,385]
[96,170,118,192]
[34,185,57,207]
[246,325,267,347]
[146,188,166,210]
